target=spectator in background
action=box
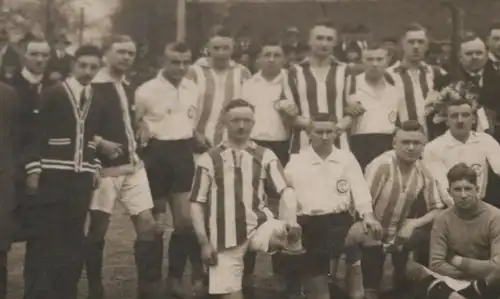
[46,33,73,83]
[0,20,21,84]
[334,25,354,62]
[234,25,258,73]
[437,41,453,73]
[283,26,301,48]
[382,37,399,67]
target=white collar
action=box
[21,68,43,84]
[92,68,128,84]
[443,130,479,146]
[357,73,391,96]
[156,71,190,89]
[304,146,341,165]
[66,76,86,91]
[254,70,285,85]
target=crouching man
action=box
[405,163,500,299]
[344,120,445,299]
[190,99,300,299]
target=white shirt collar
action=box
[443,130,479,146]
[156,71,190,89]
[254,70,285,85]
[21,68,43,84]
[92,68,128,84]
[194,57,236,69]
[304,146,341,165]
[357,73,390,96]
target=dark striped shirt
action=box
[190,141,288,251]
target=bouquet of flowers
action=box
[425,80,481,124]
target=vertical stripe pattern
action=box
[365,150,443,242]
[192,143,287,250]
[288,61,348,153]
[399,69,418,121]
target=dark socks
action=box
[134,237,164,299]
[187,231,204,281]
[168,231,188,280]
[85,240,105,297]
[361,246,385,291]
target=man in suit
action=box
[46,33,73,83]
[457,31,500,209]
[0,20,21,84]
[0,81,20,299]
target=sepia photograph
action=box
[1,0,500,299]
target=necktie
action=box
[470,73,481,86]
[79,87,88,110]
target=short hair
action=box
[364,40,386,51]
[23,36,49,51]
[164,41,191,55]
[102,34,135,53]
[382,37,397,44]
[460,31,483,45]
[311,18,336,31]
[446,98,474,113]
[394,120,425,136]
[447,163,477,186]
[208,25,233,40]
[401,22,428,39]
[223,99,255,113]
[73,44,102,60]
[259,37,283,52]
[311,113,335,123]
[488,20,500,36]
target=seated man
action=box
[345,120,445,299]
[406,163,500,299]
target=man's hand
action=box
[284,221,302,244]
[362,213,383,240]
[26,173,40,195]
[92,172,101,189]
[98,139,123,159]
[345,101,366,118]
[201,243,217,266]
[277,100,299,117]
[136,122,152,148]
[449,255,464,267]
[193,131,211,153]
[397,219,418,243]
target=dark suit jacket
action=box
[0,82,20,249]
[46,51,73,81]
[0,45,22,85]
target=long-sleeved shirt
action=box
[423,131,500,204]
[430,202,500,280]
[284,145,373,217]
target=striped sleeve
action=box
[420,164,445,210]
[264,149,288,195]
[365,157,390,202]
[190,153,213,203]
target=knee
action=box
[344,222,366,248]
[87,211,111,241]
[135,210,157,240]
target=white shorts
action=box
[425,268,472,291]
[208,219,286,294]
[90,166,154,216]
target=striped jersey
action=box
[386,62,446,137]
[288,58,349,152]
[365,150,444,242]
[187,58,252,146]
[190,141,288,251]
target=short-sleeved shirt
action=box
[190,141,288,251]
[284,146,373,217]
[366,150,444,241]
[423,131,500,202]
[135,73,198,140]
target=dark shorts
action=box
[142,139,195,199]
[298,212,354,277]
[350,133,393,171]
[252,139,290,166]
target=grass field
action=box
[6,206,397,299]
